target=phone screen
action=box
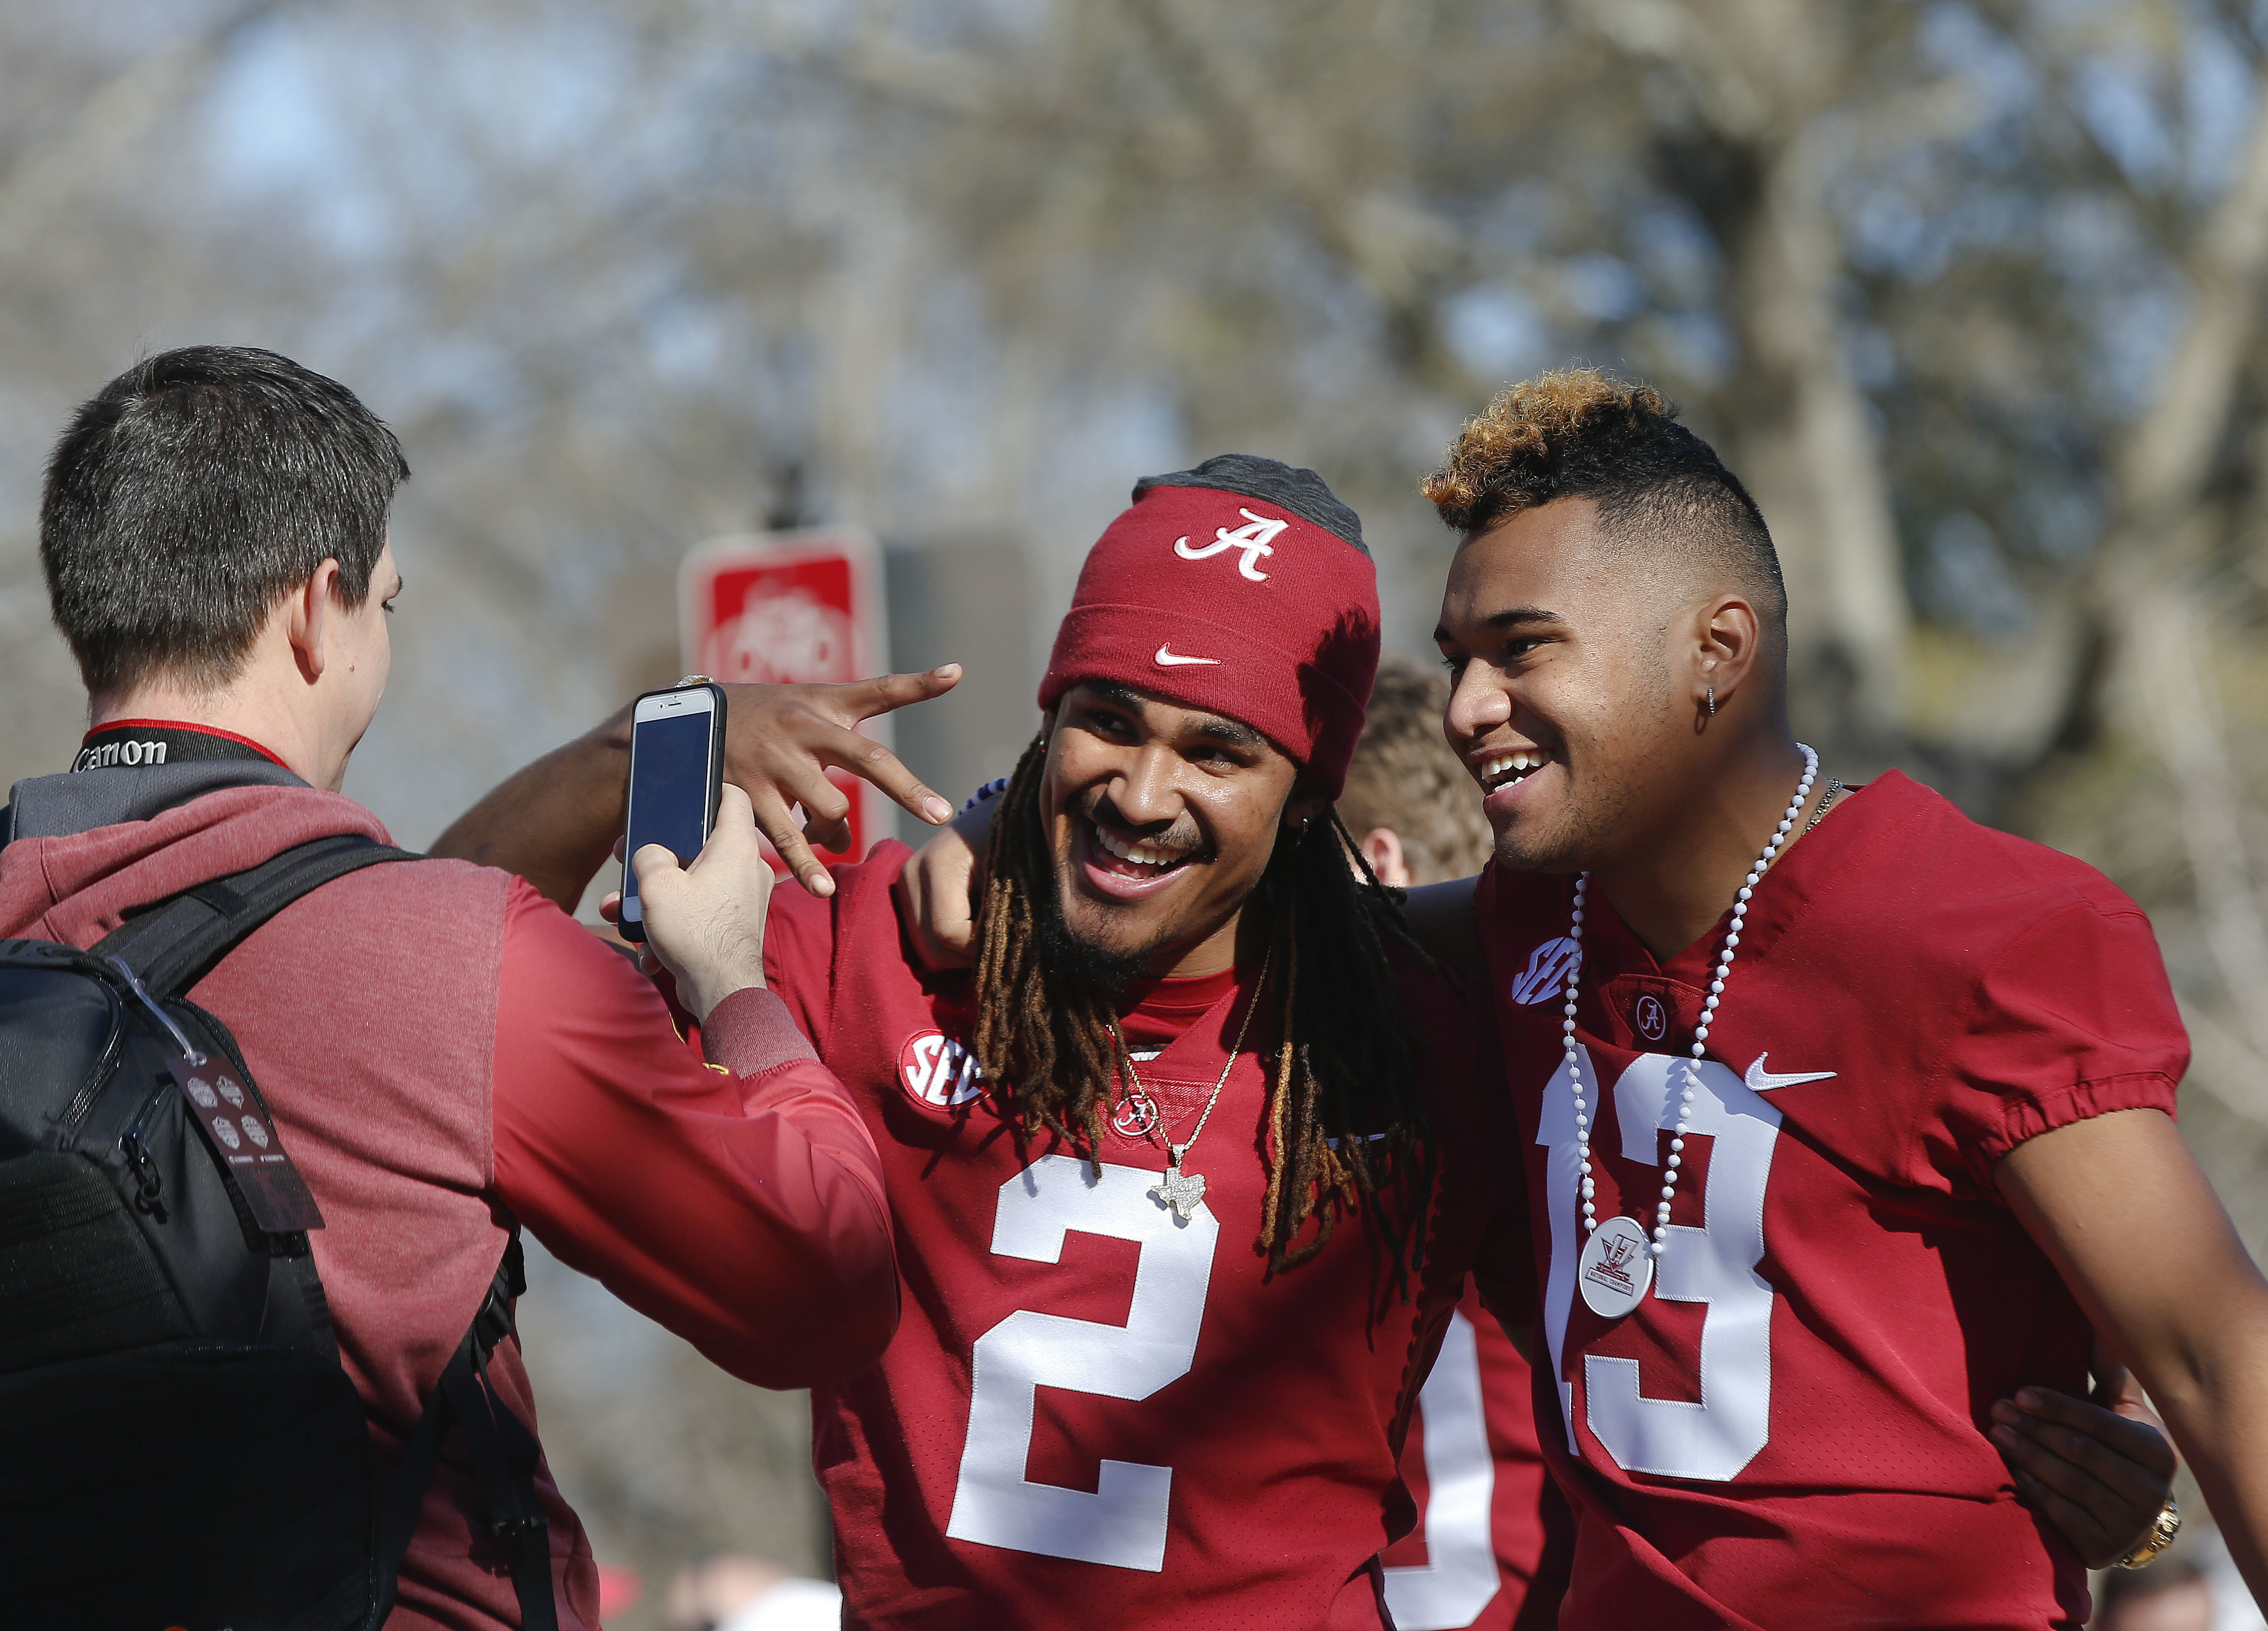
[621,708,716,927]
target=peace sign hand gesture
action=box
[433,665,964,910]
[719,667,963,896]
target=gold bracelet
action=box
[2115,1493,2182,1570]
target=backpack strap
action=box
[92,833,421,1363]
[372,1224,558,1631]
[92,833,418,999]
[90,835,558,1628]
[91,834,558,1628]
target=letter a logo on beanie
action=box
[1174,509,1289,581]
[1039,454,1380,799]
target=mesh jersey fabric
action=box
[1474,770,2188,1631]
[1381,1279,1572,1631]
[761,841,1534,1631]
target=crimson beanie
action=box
[1038,455,1380,799]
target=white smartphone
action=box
[618,682,727,944]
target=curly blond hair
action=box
[1421,368,1664,531]
[1420,367,1786,624]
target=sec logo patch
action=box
[898,1029,985,1110]
[1510,935,1580,1005]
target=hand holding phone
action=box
[631,783,774,1020]
[618,683,727,944]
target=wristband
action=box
[963,776,1012,813]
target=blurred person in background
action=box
[0,346,898,1630]
[2096,1556,2215,1631]
[664,1553,841,1631]
[1338,657,1504,902]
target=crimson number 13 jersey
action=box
[1476,773,2186,1631]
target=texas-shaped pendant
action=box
[1576,1214,1654,1319]
[1151,1159,1207,1222]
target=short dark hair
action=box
[40,346,409,699]
[1421,367,1786,629]
[1335,655,1494,886]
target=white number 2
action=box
[946,1153,1220,1571]
[1538,1049,1781,1482]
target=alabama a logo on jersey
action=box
[1174,509,1287,582]
[899,1029,986,1110]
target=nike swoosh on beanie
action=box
[1040,456,1378,799]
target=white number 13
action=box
[1539,1048,1781,1482]
[946,1153,1219,1571]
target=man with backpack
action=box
[0,346,901,1631]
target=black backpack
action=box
[0,834,559,1631]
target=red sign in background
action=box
[681,529,888,864]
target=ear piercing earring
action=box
[1706,681,1717,718]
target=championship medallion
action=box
[1577,1214,1654,1319]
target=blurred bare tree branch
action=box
[5,0,2268,1613]
[0,0,284,247]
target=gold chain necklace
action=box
[1109,941,1274,1223]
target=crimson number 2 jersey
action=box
[763,842,1531,1631]
[1380,1279,1572,1631]
[1476,773,2187,1631]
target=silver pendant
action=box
[1577,1215,1654,1319]
[1151,1160,1207,1222]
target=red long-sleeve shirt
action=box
[492,879,896,1390]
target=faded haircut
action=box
[1421,367,1786,630]
[1335,656,1493,887]
[41,346,408,700]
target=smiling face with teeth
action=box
[1040,679,1324,980]
[1435,497,1769,875]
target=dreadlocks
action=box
[972,731,1437,1283]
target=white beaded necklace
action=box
[1564,745,1817,1312]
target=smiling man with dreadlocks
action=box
[728,456,1531,1630]
[970,463,1437,1275]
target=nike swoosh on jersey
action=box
[1155,645,1221,666]
[1743,1052,1837,1092]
